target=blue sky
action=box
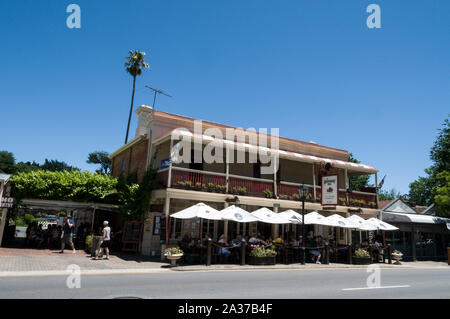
[0,0,449,194]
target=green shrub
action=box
[264,189,273,199]
[354,249,370,258]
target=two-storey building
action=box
[110,105,381,256]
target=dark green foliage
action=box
[348,153,371,191]
[407,116,450,215]
[0,151,16,174]
[87,151,111,174]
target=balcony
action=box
[155,167,378,209]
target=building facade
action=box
[382,199,450,261]
[110,105,381,256]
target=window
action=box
[121,159,126,172]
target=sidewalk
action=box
[0,247,448,276]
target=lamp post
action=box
[299,184,309,265]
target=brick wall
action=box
[111,138,148,183]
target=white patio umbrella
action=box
[366,218,399,231]
[325,214,360,229]
[220,205,261,223]
[304,211,340,227]
[277,210,304,224]
[346,215,378,231]
[251,207,291,224]
[170,202,222,220]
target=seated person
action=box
[274,236,284,245]
[288,235,299,246]
[231,234,246,247]
[218,234,231,255]
[248,233,259,245]
[309,236,322,264]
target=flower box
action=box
[352,256,371,265]
[248,256,276,265]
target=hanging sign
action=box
[322,175,338,206]
[0,197,14,209]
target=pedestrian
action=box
[97,221,111,260]
[60,215,76,254]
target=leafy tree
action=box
[124,50,149,144]
[40,159,79,172]
[87,151,111,174]
[348,153,371,191]
[407,116,450,208]
[11,170,118,203]
[116,168,158,221]
[0,151,16,174]
[378,188,403,201]
[14,161,41,173]
[434,171,450,216]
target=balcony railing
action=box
[155,167,378,209]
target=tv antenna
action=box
[145,85,172,110]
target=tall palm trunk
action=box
[125,75,136,144]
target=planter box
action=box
[248,256,276,265]
[352,256,371,265]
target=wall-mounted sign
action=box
[0,197,14,209]
[322,175,338,206]
[160,158,171,169]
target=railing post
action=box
[240,239,246,265]
[387,244,392,264]
[325,244,330,265]
[334,243,338,263]
[206,238,212,266]
[347,244,352,264]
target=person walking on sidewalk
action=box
[60,215,76,254]
[97,221,111,260]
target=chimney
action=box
[135,105,153,137]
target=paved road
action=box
[0,268,449,299]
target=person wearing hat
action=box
[60,215,76,254]
[97,221,111,260]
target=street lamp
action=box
[299,184,309,265]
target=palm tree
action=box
[124,50,149,144]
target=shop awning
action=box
[382,212,449,225]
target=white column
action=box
[226,148,230,192]
[312,164,317,201]
[273,155,277,198]
[167,138,174,188]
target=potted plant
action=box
[164,247,184,266]
[264,189,273,199]
[339,197,347,206]
[292,193,300,201]
[215,184,227,193]
[391,249,403,265]
[85,234,93,253]
[306,193,313,202]
[248,246,277,265]
[184,181,192,190]
[238,186,247,195]
[194,182,203,190]
[353,248,371,265]
[207,182,215,192]
[368,201,377,209]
